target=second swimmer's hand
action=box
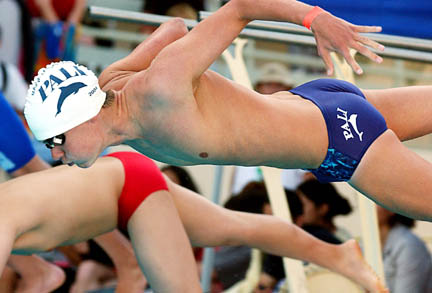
[311,12,385,75]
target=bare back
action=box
[118,0,329,169]
[126,70,328,169]
[0,157,124,253]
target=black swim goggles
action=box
[43,134,66,149]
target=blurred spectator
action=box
[232,62,306,194]
[254,189,304,293]
[215,181,301,291]
[0,61,29,113]
[377,205,432,293]
[255,180,351,292]
[0,0,34,82]
[144,0,204,19]
[166,2,198,19]
[296,179,352,242]
[70,239,118,292]
[71,230,147,293]
[0,61,56,165]
[161,165,200,193]
[141,0,203,34]
[214,181,270,290]
[254,62,294,94]
[26,0,86,73]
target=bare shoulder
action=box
[133,63,194,105]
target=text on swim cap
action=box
[35,65,87,102]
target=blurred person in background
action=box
[255,182,352,293]
[161,165,201,193]
[0,0,34,82]
[254,62,295,94]
[0,61,30,115]
[296,179,352,242]
[70,230,148,293]
[377,205,432,293]
[254,189,304,293]
[141,0,203,34]
[0,57,55,165]
[144,0,204,19]
[26,0,86,73]
[214,181,273,291]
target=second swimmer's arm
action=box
[0,226,17,276]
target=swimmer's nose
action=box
[51,147,65,161]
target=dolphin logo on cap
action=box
[56,82,87,116]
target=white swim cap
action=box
[25,61,106,141]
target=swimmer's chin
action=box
[65,162,92,168]
[76,162,92,168]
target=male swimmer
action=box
[25,0,432,223]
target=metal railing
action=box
[88,6,432,63]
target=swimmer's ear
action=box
[87,115,99,124]
[295,214,305,227]
[317,203,329,217]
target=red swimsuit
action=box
[107,152,168,230]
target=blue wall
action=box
[302,0,432,39]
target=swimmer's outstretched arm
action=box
[149,0,383,82]
[0,228,15,278]
[99,18,188,91]
[168,180,388,292]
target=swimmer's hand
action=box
[310,12,385,76]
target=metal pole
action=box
[89,6,198,29]
[199,11,432,52]
[88,6,432,62]
[200,166,224,292]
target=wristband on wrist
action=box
[303,6,325,30]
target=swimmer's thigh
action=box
[349,129,432,221]
[127,190,201,293]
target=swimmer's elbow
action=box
[164,17,189,37]
[0,223,18,252]
[230,0,252,21]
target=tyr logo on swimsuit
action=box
[336,107,363,141]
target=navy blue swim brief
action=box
[289,79,387,183]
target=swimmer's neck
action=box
[102,90,143,146]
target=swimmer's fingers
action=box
[340,47,363,75]
[316,40,334,76]
[353,35,385,63]
[351,40,383,64]
[344,23,385,69]
[311,14,385,75]
[311,13,366,75]
[353,24,382,34]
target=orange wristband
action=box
[303,6,325,30]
